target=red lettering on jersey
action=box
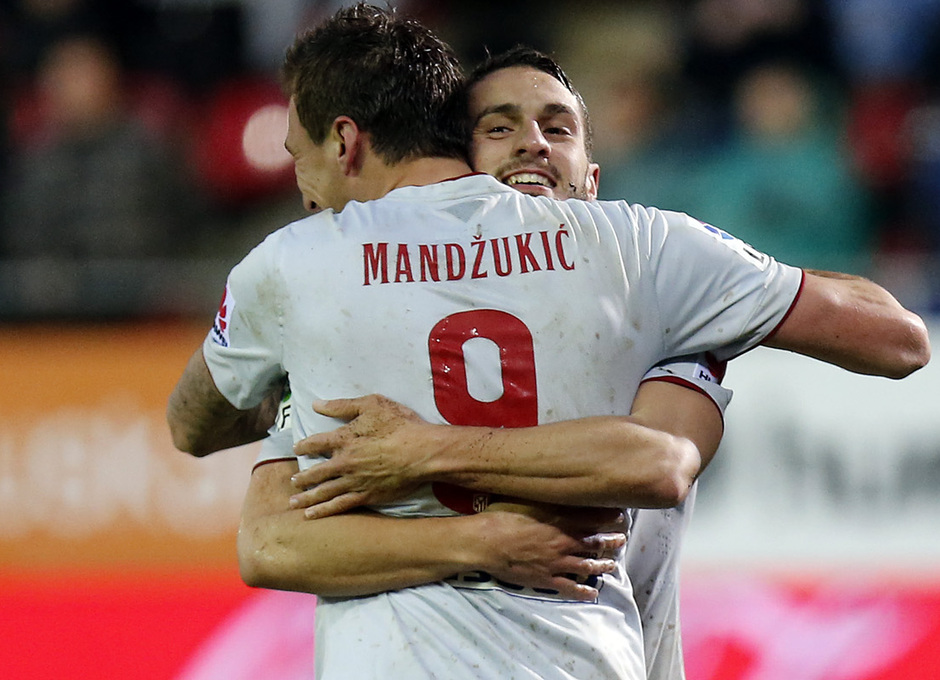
[470,239,488,279]
[419,244,440,282]
[429,309,537,428]
[394,243,414,283]
[556,226,575,271]
[515,232,540,273]
[445,243,466,280]
[363,230,573,286]
[429,309,538,515]
[363,243,389,285]
[539,231,555,270]
[491,237,512,276]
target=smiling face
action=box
[468,66,599,200]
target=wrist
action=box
[443,513,498,573]
[420,424,495,484]
[416,423,467,481]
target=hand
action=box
[474,510,626,602]
[291,394,433,517]
[485,499,626,560]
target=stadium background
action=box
[2,1,940,678]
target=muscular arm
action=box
[238,458,623,599]
[167,349,279,456]
[292,377,723,517]
[765,270,930,378]
[240,377,719,598]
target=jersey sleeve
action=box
[253,426,296,471]
[639,353,732,420]
[643,207,803,361]
[253,383,294,468]
[202,235,286,409]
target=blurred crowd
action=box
[1,0,939,318]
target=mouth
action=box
[502,171,557,190]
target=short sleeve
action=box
[645,208,803,361]
[202,235,286,409]
[640,353,733,418]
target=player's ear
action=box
[332,116,364,175]
[586,162,600,200]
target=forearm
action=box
[167,349,278,456]
[417,416,699,508]
[239,508,487,597]
[765,270,930,378]
[240,461,616,599]
[239,460,478,595]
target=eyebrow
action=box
[474,102,521,125]
[474,102,579,126]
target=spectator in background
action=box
[689,60,873,274]
[547,3,720,213]
[0,32,208,315]
[593,63,723,213]
[2,33,200,259]
[3,35,200,259]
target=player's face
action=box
[468,66,599,201]
[285,98,345,213]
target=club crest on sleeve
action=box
[210,283,233,347]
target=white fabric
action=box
[631,355,732,680]
[205,174,800,679]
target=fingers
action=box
[294,429,349,458]
[288,472,372,518]
[290,458,341,487]
[289,475,349,508]
[300,492,368,519]
[312,397,365,420]
[548,578,600,602]
[576,532,626,560]
[539,556,618,602]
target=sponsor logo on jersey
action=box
[362,225,575,286]
[210,283,233,347]
[275,389,292,432]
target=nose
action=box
[516,121,549,157]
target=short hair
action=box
[467,45,594,160]
[282,3,468,164]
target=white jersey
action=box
[205,174,800,679]
[253,355,731,680]
[629,355,732,680]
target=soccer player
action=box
[271,45,931,679]
[168,6,929,679]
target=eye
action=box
[544,126,573,137]
[485,125,512,136]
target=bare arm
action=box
[167,349,279,456]
[765,270,930,378]
[291,379,722,517]
[238,459,624,600]
[624,379,724,474]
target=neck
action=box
[360,155,474,201]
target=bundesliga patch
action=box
[210,283,233,347]
[698,221,770,269]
